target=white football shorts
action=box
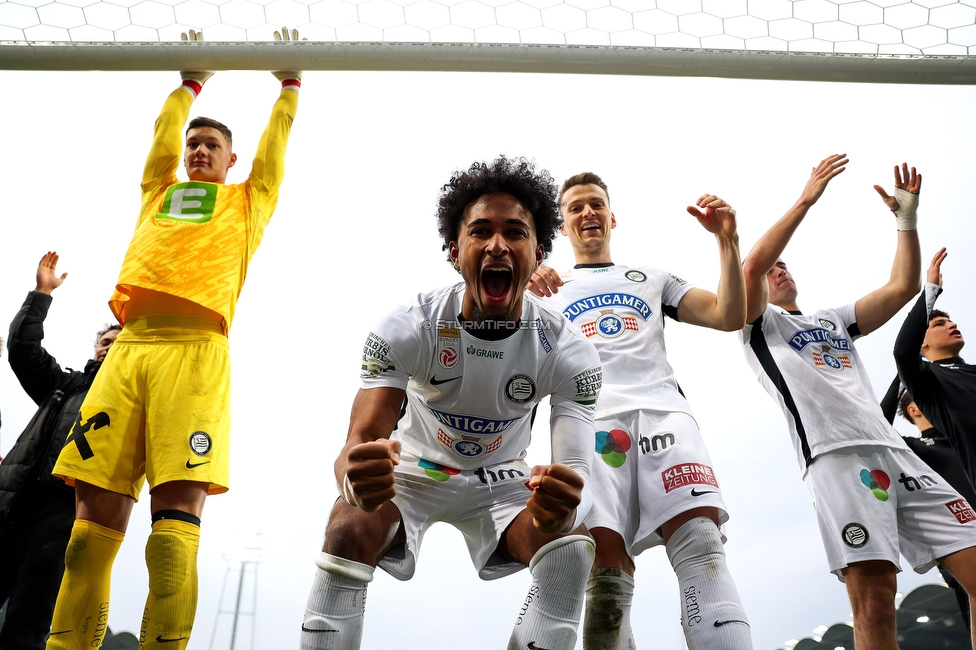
[380,451,535,581]
[806,444,976,581]
[586,409,729,557]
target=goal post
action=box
[1,0,974,83]
[1,41,974,83]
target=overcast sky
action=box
[1,69,974,650]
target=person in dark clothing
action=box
[881,377,975,628]
[0,252,118,650]
[894,247,976,483]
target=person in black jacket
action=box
[0,252,118,650]
[894,248,976,488]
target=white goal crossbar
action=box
[1,0,974,83]
[1,42,974,84]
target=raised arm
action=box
[333,387,406,513]
[675,195,745,331]
[249,29,303,190]
[141,71,209,194]
[526,402,594,534]
[7,252,70,405]
[894,248,945,397]
[852,163,922,335]
[742,154,848,323]
[34,250,67,295]
[880,375,901,425]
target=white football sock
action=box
[300,553,374,650]
[583,568,636,650]
[509,535,595,650]
[666,517,752,650]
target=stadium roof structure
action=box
[897,584,970,649]
[777,583,968,650]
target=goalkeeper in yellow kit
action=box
[46,38,302,649]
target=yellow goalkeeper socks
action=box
[47,520,124,650]
[140,514,201,649]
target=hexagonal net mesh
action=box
[1,0,974,82]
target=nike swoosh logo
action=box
[185,460,210,469]
[156,636,188,643]
[714,619,749,628]
[301,624,337,633]
[49,630,73,636]
[431,375,462,385]
[690,488,717,497]
[528,643,552,650]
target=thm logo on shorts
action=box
[418,458,460,482]
[596,429,630,468]
[859,469,890,502]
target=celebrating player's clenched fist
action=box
[526,463,584,534]
[340,439,401,513]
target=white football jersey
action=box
[361,284,603,470]
[741,303,908,473]
[548,264,694,418]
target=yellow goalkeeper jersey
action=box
[110,82,299,335]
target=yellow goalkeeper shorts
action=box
[54,316,232,499]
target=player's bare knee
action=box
[855,587,896,610]
[847,583,897,624]
[662,508,721,545]
[590,527,633,572]
[323,501,401,565]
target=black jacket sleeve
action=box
[7,292,69,406]
[880,375,900,425]
[894,287,938,405]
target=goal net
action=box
[1,0,974,82]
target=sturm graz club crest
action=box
[625,270,646,283]
[822,353,842,369]
[453,439,485,457]
[596,313,626,339]
[819,318,837,331]
[506,374,536,403]
[842,522,869,548]
[189,431,212,456]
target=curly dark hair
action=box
[436,156,561,266]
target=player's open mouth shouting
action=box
[452,191,544,326]
[481,264,514,310]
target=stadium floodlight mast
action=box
[0,0,974,83]
[209,532,264,650]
